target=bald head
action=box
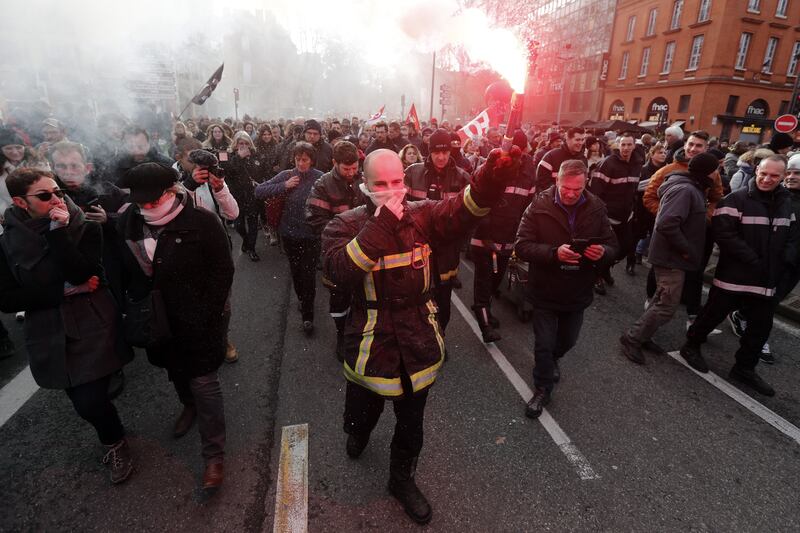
[364,149,406,192]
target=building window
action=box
[626,16,636,41]
[687,35,704,70]
[646,8,658,36]
[788,41,800,76]
[639,47,651,77]
[747,0,760,12]
[662,41,676,73]
[619,52,630,79]
[762,37,779,73]
[670,0,684,30]
[678,95,691,113]
[776,0,789,17]
[735,33,752,70]
[779,100,790,115]
[697,0,711,22]
[633,97,642,114]
[725,95,739,114]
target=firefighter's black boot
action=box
[487,308,500,329]
[388,446,432,524]
[473,306,501,343]
[333,316,346,362]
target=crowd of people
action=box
[0,104,798,523]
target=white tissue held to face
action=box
[359,182,407,220]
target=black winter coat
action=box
[711,182,798,299]
[117,195,234,378]
[0,201,132,389]
[305,166,366,236]
[404,158,471,283]
[589,152,643,223]
[514,187,617,311]
[223,153,261,216]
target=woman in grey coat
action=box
[0,168,134,484]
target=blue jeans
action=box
[531,308,584,392]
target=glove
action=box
[493,145,523,183]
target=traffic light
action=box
[439,84,452,106]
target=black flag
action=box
[191,63,224,105]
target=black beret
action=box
[429,129,451,152]
[119,162,178,204]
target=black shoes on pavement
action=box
[729,365,775,396]
[679,342,709,373]
[302,320,314,336]
[388,450,432,525]
[593,279,606,295]
[346,433,370,459]
[525,388,551,419]
[103,438,134,484]
[619,334,645,365]
[248,251,260,262]
[473,306,501,343]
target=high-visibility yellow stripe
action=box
[355,273,378,374]
[372,245,431,271]
[343,362,404,397]
[346,238,375,272]
[410,300,446,392]
[463,185,490,217]
[439,268,459,282]
[423,253,430,292]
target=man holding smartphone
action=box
[515,159,617,418]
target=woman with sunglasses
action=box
[0,168,134,484]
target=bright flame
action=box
[398,1,529,93]
[451,8,529,93]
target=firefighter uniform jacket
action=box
[535,147,587,193]
[305,166,366,236]
[322,184,493,397]
[404,158,471,284]
[589,152,644,224]
[711,181,798,298]
[471,157,536,256]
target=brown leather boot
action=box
[173,405,197,438]
[202,461,224,495]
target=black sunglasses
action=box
[25,190,65,202]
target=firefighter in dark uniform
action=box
[470,131,535,342]
[322,148,515,524]
[403,129,471,333]
[306,141,365,361]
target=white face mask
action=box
[359,182,407,208]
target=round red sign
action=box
[774,114,798,133]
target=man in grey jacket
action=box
[619,153,719,364]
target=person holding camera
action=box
[514,159,617,418]
[0,168,135,484]
[116,162,234,495]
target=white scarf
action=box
[140,194,185,260]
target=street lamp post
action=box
[555,45,574,126]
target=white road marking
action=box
[450,292,600,480]
[668,351,800,446]
[0,366,39,428]
[273,423,309,533]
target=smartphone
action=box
[570,238,600,254]
[81,197,100,212]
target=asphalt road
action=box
[2,233,800,532]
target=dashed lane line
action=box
[668,351,800,446]
[450,292,600,481]
[272,423,309,533]
[0,366,39,429]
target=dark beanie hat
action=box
[548,132,562,145]
[708,148,726,160]
[449,131,462,148]
[0,129,25,148]
[304,119,321,133]
[688,152,719,178]
[429,129,451,152]
[512,130,528,151]
[119,162,178,204]
[769,132,794,151]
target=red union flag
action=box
[405,103,421,132]
[457,108,491,144]
[365,105,386,126]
